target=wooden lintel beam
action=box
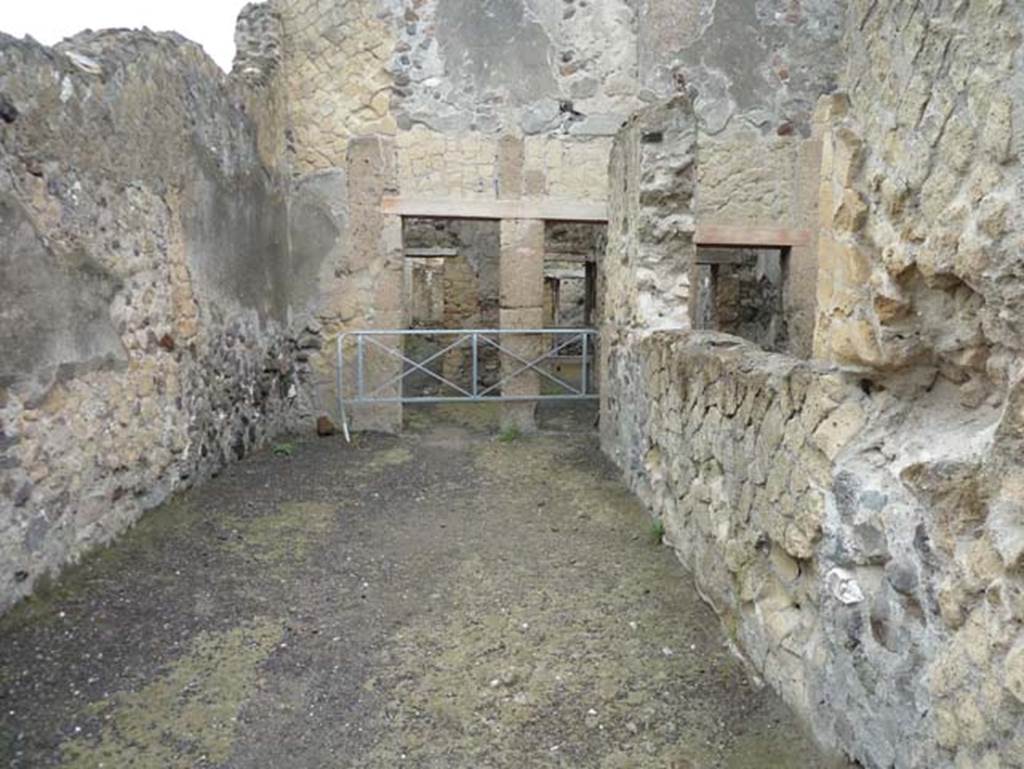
[404,247,459,258]
[695,252,747,265]
[695,224,812,249]
[386,199,815,249]
[544,252,595,263]
[382,196,608,223]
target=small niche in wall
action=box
[693,247,788,353]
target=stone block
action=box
[568,113,626,137]
[988,496,1024,570]
[982,93,1014,164]
[520,99,561,135]
[828,319,887,368]
[831,127,864,187]
[811,401,866,460]
[833,188,869,233]
[497,311,544,396]
[497,308,544,432]
[499,306,544,331]
[1006,641,1024,705]
[497,134,524,199]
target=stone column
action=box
[499,217,545,433]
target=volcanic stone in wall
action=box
[0,29,327,614]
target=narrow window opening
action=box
[694,246,789,354]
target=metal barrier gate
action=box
[335,328,597,436]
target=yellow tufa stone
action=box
[828,319,887,368]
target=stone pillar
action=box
[344,135,404,434]
[291,168,348,426]
[499,218,545,432]
[599,96,697,452]
[786,97,834,359]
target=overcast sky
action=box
[2,1,246,71]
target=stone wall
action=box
[639,0,843,138]
[232,2,290,169]
[396,128,613,203]
[605,337,1024,769]
[0,31,330,613]
[816,0,1024,400]
[602,97,697,337]
[271,0,845,206]
[261,0,846,417]
[810,2,1024,766]
[274,0,843,144]
[602,330,874,733]
[601,14,1024,763]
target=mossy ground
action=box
[0,407,850,768]
[60,620,281,769]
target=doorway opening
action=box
[367,211,608,433]
[542,221,604,394]
[402,217,501,398]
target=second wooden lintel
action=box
[381,196,609,223]
[695,224,813,249]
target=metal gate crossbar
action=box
[335,328,597,408]
[476,333,584,397]
[363,332,473,398]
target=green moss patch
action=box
[59,619,281,769]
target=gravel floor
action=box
[0,407,851,768]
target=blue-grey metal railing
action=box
[335,328,597,431]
